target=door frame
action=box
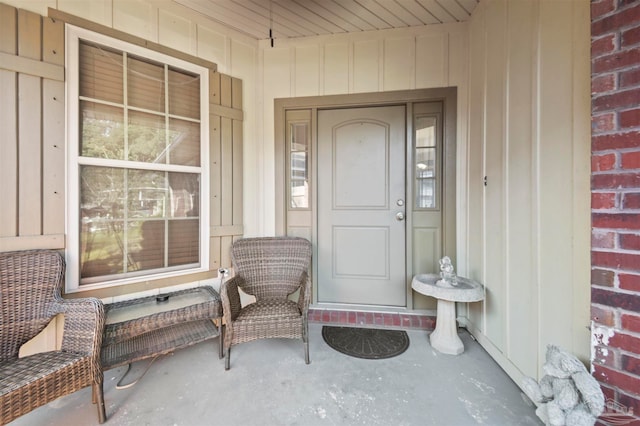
[275,88,457,312]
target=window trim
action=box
[65,24,210,293]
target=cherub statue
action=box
[438,256,457,286]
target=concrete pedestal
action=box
[411,273,484,355]
[430,299,464,355]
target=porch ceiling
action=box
[174,0,478,40]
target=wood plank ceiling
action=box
[175,0,479,40]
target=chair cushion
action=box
[0,351,87,395]
[229,299,304,345]
[236,299,301,322]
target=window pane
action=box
[80,219,125,278]
[416,148,436,178]
[80,166,126,279]
[416,116,436,147]
[290,123,308,151]
[80,101,124,159]
[128,220,165,271]
[80,166,125,219]
[128,55,165,112]
[168,118,200,166]
[290,152,308,208]
[128,110,166,163]
[79,41,123,104]
[168,67,200,119]
[128,170,167,218]
[289,122,309,209]
[168,219,199,266]
[168,173,199,217]
[416,179,436,209]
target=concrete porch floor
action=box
[12,324,541,426]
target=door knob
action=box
[395,212,405,221]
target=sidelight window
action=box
[286,110,311,209]
[414,115,439,209]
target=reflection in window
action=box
[290,122,309,208]
[79,166,200,279]
[415,116,438,209]
[75,36,204,286]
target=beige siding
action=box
[464,0,591,383]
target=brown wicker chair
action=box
[221,237,312,370]
[0,250,106,424]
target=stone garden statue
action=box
[437,256,458,287]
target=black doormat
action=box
[322,326,410,359]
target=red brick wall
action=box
[591,0,640,422]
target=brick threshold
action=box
[308,308,435,330]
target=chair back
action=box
[231,237,311,299]
[0,250,64,362]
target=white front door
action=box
[317,105,406,306]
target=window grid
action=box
[68,26,209,290]
[414,115,439,210]
[289,121,310,209]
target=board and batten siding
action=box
[464,0,591,382]
[0,3,244,300]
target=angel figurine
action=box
[438,256,458,286]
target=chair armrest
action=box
[52,297,105,370]
[297,271,312,315]
[221,276,244,326]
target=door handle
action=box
[395,212,405,221]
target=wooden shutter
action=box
[0,4,65,251]
[209,71,244,270]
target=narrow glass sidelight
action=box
[288,121,310,209]
[414,115,439,209]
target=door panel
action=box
[318,105,406,306]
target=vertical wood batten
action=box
[17,9,43,237]
[232,77,243,230]
[505,0,537,378]
[232,118,243,228]
[220,73,231,108]
[570,0,591,358]
[42,16,65,236]
[220,116,233,225]
[210,110,222,270]
[0,3,18,238]
[483,0,507,352]
[538,0,576,356]
[209,70,222,270]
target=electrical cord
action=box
[115,355,162,389]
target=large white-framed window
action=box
[66,25,209,292]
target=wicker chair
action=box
[221,237,312,370]
[0,250,106,424]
